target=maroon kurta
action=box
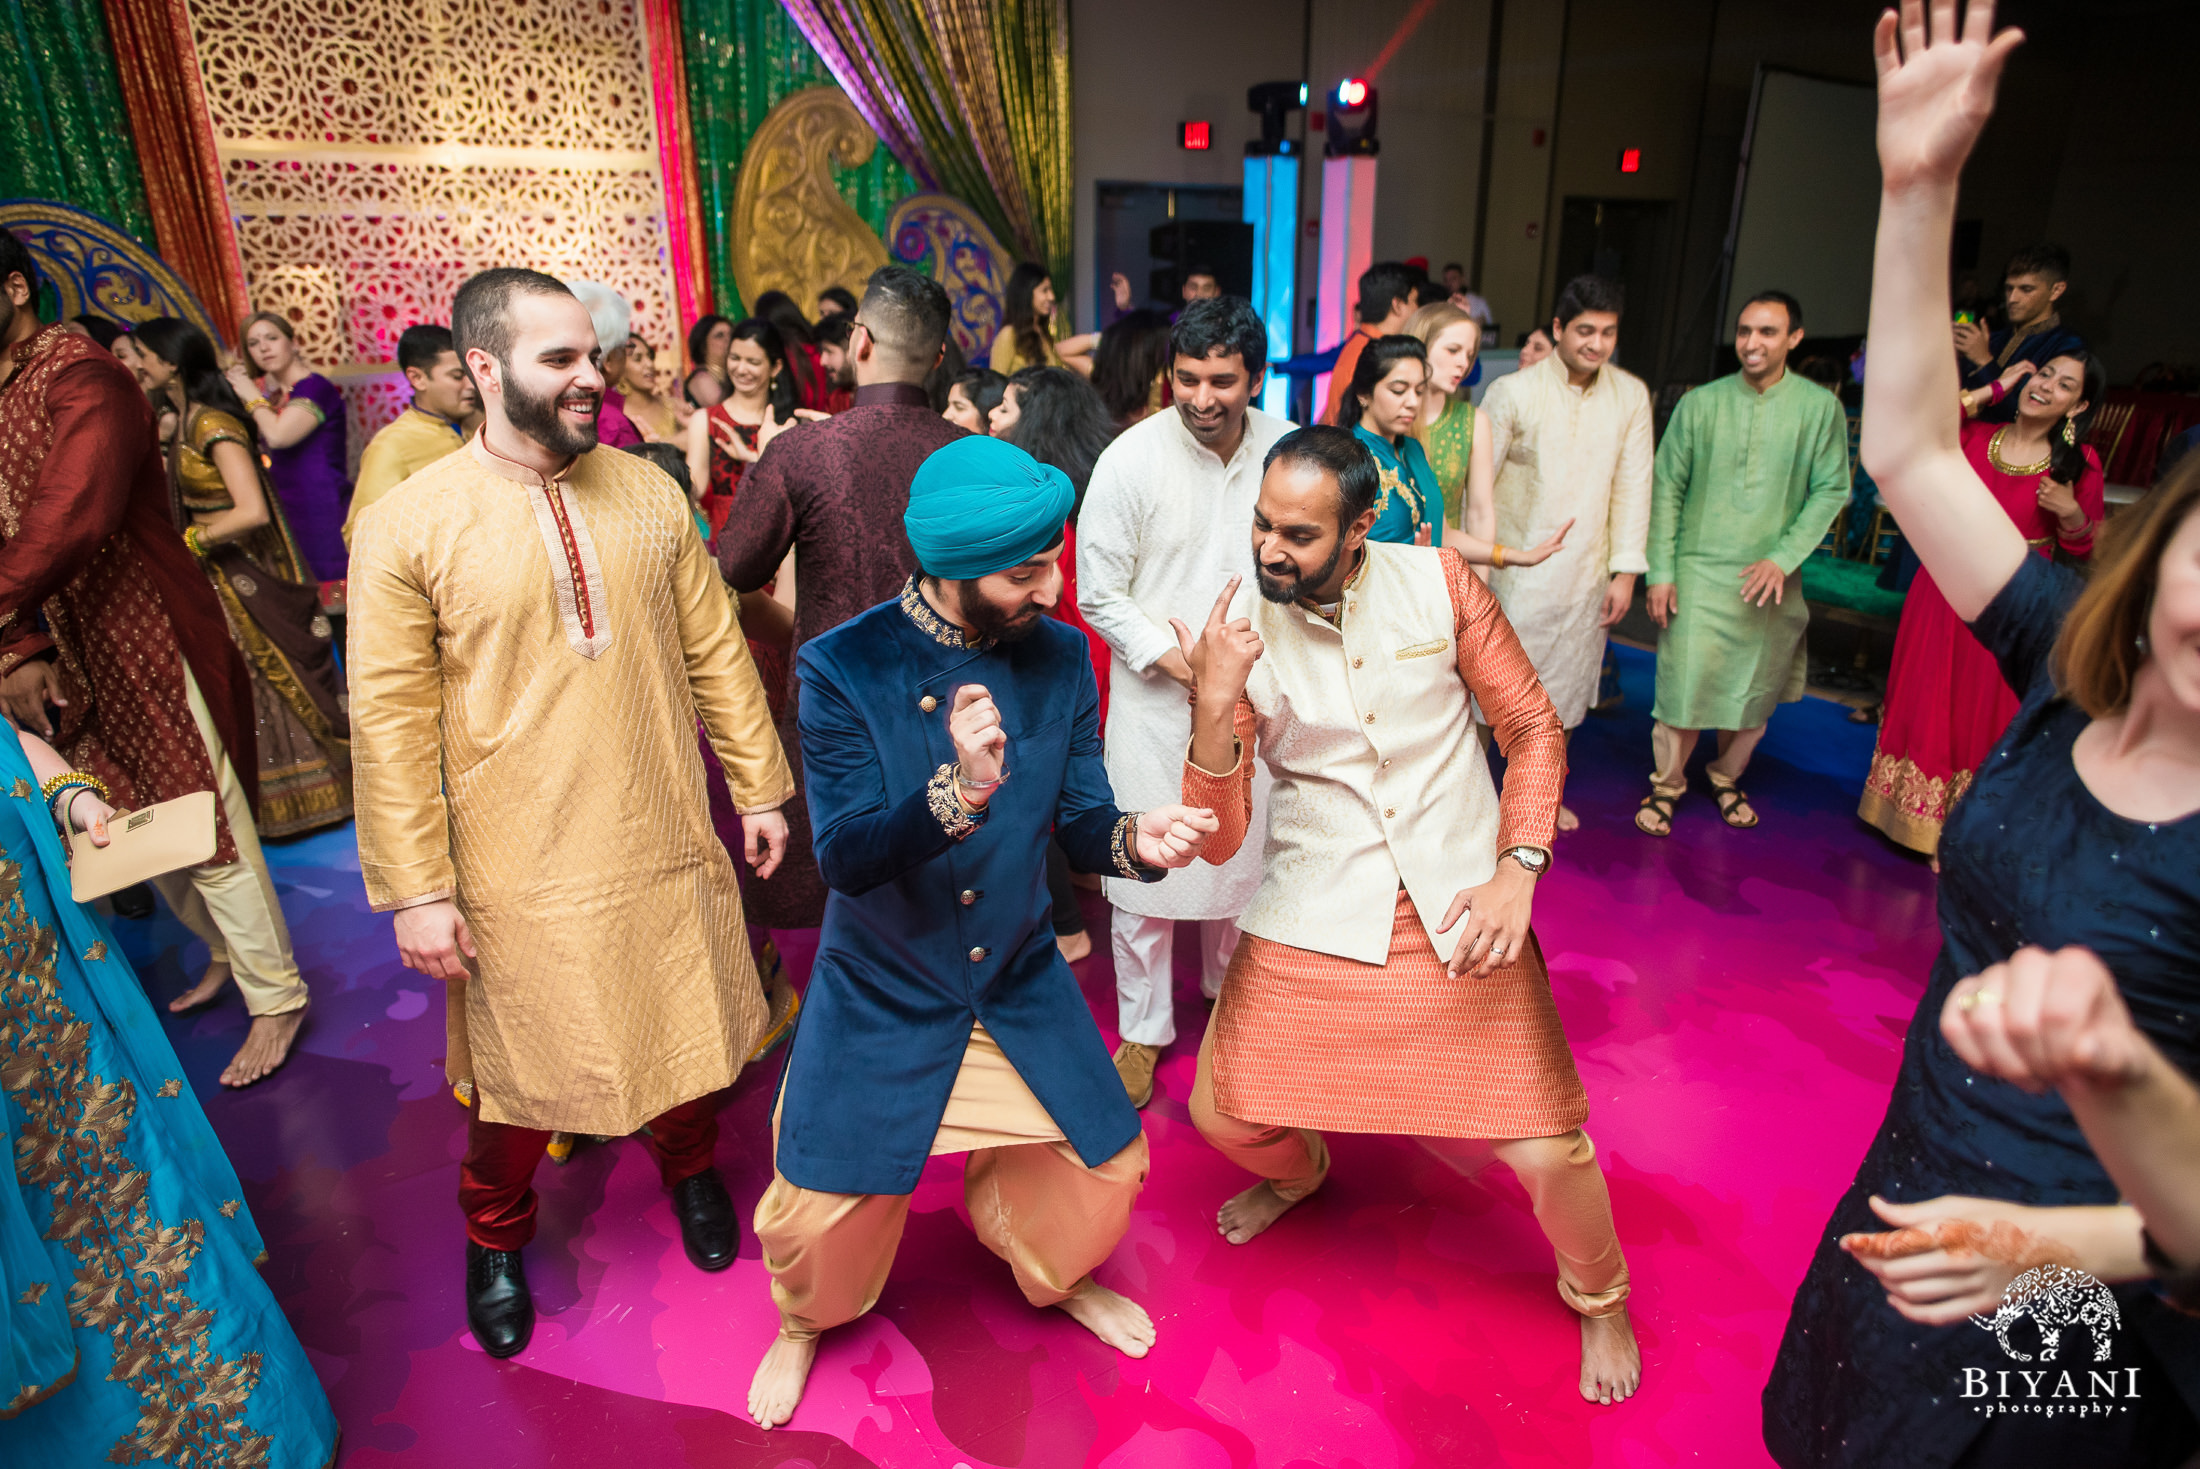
[714,380,967,927]
[0,323,257,862]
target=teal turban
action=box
[904,436,1076,580]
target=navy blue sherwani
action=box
[775,579,1160,1195]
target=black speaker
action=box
[1148,220,1256,301]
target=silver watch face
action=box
[1507,847,1548,873]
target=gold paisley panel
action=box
[731,86,890,318]
[184,0,679,473]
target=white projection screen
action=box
[1724,70,1880,337]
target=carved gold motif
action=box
[183,0,679,473]
[732,87,891,317]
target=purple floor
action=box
[115,647,1940,1467]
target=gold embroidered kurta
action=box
[347,437,793,1134]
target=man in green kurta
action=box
[1637,291,1848,835]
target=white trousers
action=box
[1110,910,1239,1048]
[148,667,307,1017]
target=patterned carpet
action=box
[115,646,1941,1467]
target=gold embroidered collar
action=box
[900,577,995,651]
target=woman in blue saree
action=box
[0,717,337,1464]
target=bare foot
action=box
[220,1009,307,1088]
[1556,804,1581,833]
[747,1332,818,1429]
[1055,1279,1155,1357]
[169,960,233,1014]
[1579,1307,1642,1405]
[1055,929,1093,964]
[1216,1180,1301,1245]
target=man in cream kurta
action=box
[1480,277,1654,829]
[1075,297,1284,1105]
[349,269,792,1360]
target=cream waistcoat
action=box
[1235,541,1499,965]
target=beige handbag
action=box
[66,790,218,903]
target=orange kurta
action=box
[1184,549,1586,1138]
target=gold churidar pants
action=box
[149,667,308,1017]
[1189,1010,1629,1317]
[755,1025,1149,1341]
[1650,721,1768,800]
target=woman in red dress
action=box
[684,318,800,539]
[1859,352,2107,854]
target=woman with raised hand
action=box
[227,311,351,582]
[1763,6,2200,1465]
[989,263,1099,378]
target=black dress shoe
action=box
[465,1241,533,1358]
[671,1170,739,1272]
[109,882,156,920]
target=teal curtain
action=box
[683,0,915,318]
[0,0,154,246]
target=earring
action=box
[2062,415,2078,446]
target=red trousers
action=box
[460,1096,720,1250]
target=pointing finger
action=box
[1208,576,1243,628]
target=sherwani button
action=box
[1353,657,1363,668]
[1385,807,1396,817]
[920,695,938,712]
[1364,712,1376,723]
[968,946,989,962]
[959,889,978,905]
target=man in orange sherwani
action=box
[1172,425,1642,1407]
[348,269,792,1360]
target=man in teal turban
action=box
[900,435,1078,639]
[746,431,1224,1429]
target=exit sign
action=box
[1618,147,1642,173]
[1180,120,1211,151]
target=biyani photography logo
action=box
[1957,1264,2139,1419]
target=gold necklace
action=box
[1987,426,2053,478]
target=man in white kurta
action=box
[1480,276,1654,827]
[1075,298,1286,1105]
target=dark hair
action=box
[817,284,860,316]
[925,334,969,412]
[241,310,297,345]
[1003,262,1055,371]
[397,323,456,374]
[624,440,692,498]
[728,317,797,420]
[1442,261,1465,276]
[1355,262,1418,325]
[1185,264,1218,284]
[813,313,855,351]
[1003,366,1117,517]
[1265,424,1383,527]
[1092,308,1173,423]
[2054,453,2200,717]
[686,314,731,370]
[950,366,1008,423]
[1334,333,1428,427]
[2042,350,2107,486]
[1170,296,1268,378]
[452,267,572,370]
[1552,274,1625,329]
[751,290,813,349]
[1519,326,1553,348]
[1741,289,1804,332]
[2005,242,2072,285]
[0,228,40,305]
[860,264,952,370]
[72,314,123,350]
[134,316,259,447]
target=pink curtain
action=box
[642,0,713,325]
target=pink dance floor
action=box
[122,657,1940,1466]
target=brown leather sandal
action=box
[1634,790,1680,837]
[1708,772,1760,829]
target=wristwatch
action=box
[1500,845,1550,876]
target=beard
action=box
[503,369,599,457]
[960,589,1046,644]
[1254,534,1347,605]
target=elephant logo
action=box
[1970,1264,2121,1363]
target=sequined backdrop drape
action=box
[0,0,154,247]
[99,0,250,345]
[776,0,1073,297]
[642,0,713,326]
[682,0,914,317]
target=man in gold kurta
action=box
[348,269,793,1360]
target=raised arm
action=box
[1858,0,2029,622]
[795,647,968,895]
[714,432,799,592]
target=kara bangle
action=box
[244,396,273,414]
[955,768,1008,793]
[1492,543,1508,569]
[183,525,208,557]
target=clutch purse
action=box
[66,790,218,903]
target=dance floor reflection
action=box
[118,648,1938,1467]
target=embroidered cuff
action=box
[929,764,987,841]
[1110,813,1166,882]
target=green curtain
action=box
[0,0,154,245]
[682,0,915,318]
